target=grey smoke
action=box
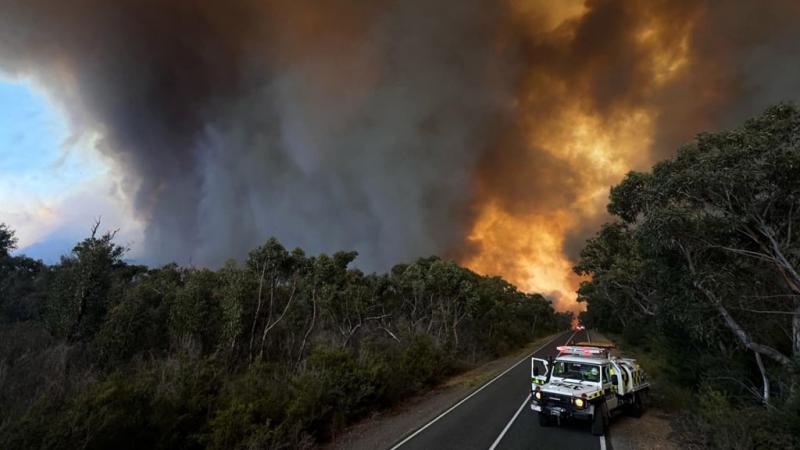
[1,0,800,276]
[0,0,517,269]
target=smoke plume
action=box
[1,0,799,310]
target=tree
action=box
[245,239,306,362]
[0,226,569,449]
[44,223,127,341]
[0,223,18,258]
[0,224,45,323]
[216,259,255,356]
[169,268,220,353]
[581,103,800,405]
[575,223,658,328]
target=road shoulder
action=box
[609,409,679,450]
[591,330,680,450]
[324,332,567,450]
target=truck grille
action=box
[543,393,571,405]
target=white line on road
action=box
[488,393,531,450]
[485,328,581,450]
[484,330,606,450]
[389,330,574,450]
[587,329,607,450]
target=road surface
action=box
[389,329,606,450]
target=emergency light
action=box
[556,346,610,358]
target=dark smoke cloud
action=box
[649,0,800,160]
[0,0,519,269]
[1,0,800,288]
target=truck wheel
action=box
[629,391,647,418]
[538,412,551,427]
[591,403,607,436]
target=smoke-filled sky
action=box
[1,0,799,311]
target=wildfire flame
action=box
[464,204,583,311]
[462,2,693,312]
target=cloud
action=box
[10,174,143,263]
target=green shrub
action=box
[207,362,291,449]
[286,347,377,441]
[679,386,795,449]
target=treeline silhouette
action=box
[0,223,569,449]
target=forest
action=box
[577,104,800,448]
[0,221,569,449]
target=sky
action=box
[0,77,142,263]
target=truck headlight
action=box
[534,391,542,401]
[573,398,585,409]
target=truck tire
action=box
[538,412,551,427]
[629,391,647,418]
[591,403,608,436]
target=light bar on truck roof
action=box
[557,346,610,358]
[573,342,616,349]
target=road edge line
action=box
[589,329,608,450]
[388,330,572,450]
[488,392,532,450]
[484,329,579,450]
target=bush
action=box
[286,347,377,441]
[677,386,795,449]
[207,362,291,449]
[0,223,569,449]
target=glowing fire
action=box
[462,4,693,312]
[463,106,653,313]
[464,203,582,312]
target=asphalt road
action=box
[390,329,606,450]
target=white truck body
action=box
[530,343,650,435]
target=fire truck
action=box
[530,343,650,435]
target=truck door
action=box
[531,358,549,389]
[603,364,620,410]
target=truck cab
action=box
[530,343,649,435]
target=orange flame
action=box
[462,3,693,312]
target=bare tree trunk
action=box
[679,243,794,368]
[248,258,268,361]
[343,323,362,348]
[379,326,400,342]
[258,281,297,360]
[452,308,468,350]
[265,270,276,344]
[297,290,317,364]
[754,351,770,406]
[793,303,800,361]
[713,291,793,367]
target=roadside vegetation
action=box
[0,222,569,449]
[577,104,800,448]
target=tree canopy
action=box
[0,222,569,449]
[577,103,800,446]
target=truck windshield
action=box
[552,362,601,383]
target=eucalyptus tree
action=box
[44,223,127,341]
[581,104,800,403]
